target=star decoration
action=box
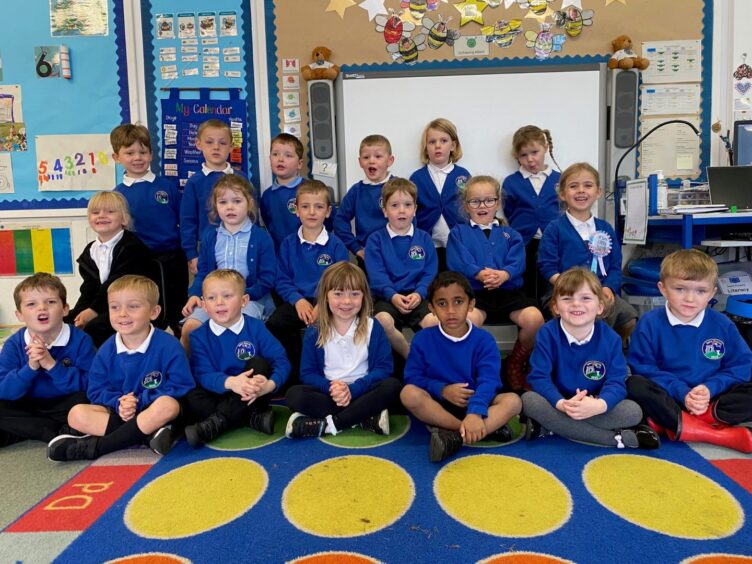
[358,0,386,20]
[454,0,488,26]
[605,0,626,4]
[326,0,356,19]
[561,0,582,8]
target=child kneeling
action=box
[285,262,401,438]
[401,271,521,462]
[522,268,659,449]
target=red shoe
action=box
[505,340,532,392]
[677,412,752,453]
[646,417,666,436]
[693,402,728,428]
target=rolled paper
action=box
[60,45,71,79]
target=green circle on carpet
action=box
[320,414,410,448]
[208,405,289,451]
[469,415,523,448]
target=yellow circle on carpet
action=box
[434,454,571,537]
[283,455,414,537]
[479,552,574,564]
[289,552,381,564]
[583,454,743,539]
[125,458,267,539]
[105,554,190,564]
[682,555,752,564]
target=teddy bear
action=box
[301,46,340,81]
[608,35,649,70]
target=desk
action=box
[646,211,752,248]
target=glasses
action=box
[466,197,499,209]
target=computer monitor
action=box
[733,120,752,166]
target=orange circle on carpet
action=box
[583,454,743,539]
[682,556,752,564]
[289,552,381,564]
[283,455,414,537]
[104,554,190,564]
[434,454,572,537]
[479,552,574,564]
[125,458,267,539]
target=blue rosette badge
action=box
[588,230,612,276]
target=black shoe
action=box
[524,417,544,441]
[185,414,228,448]
[0,430,23,448]
[486,424,513,443]
[249,408,275,435]
[429,428,463,462]
[58,424,89,438]
[360,409,390,435]
[285,412,325,438]
[47,434,98,461]
[149,425,176,455]
[633,424,661,450]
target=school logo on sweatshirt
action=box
[317,253,333,266]
[287,198,297,214]
[456,175,468,190]
[142,371,163,389]
[235,340,256,361]
[408,246,426,260]
[701,339,725,360]
[583,360,606,380]
[155,191,169,205]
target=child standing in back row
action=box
[502,126,562,301]
[538,163,637,344]
[181,118,250,275]
[409,118,470,271]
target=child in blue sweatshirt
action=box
[627,249,752,453]
[111,124,187,335]
[180,118,251,275]
[447,175,544,391]
[180,174,276,351]
[401,271,521,462]
[266,180,348,379]
[0,274,94,447]
[537,162,637,344]
[409,118,470,271]
[285,262,400,438]
[333,134,394,268]
[183,269,290,447]
[366,178,438,358]
[523,268,659,449]
[48,276,194,461]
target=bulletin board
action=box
[265,0,710,180]
[0,0,124,208]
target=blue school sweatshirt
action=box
[502,170,562,244]
[446,223,526,290]
[114,174,182,253]
[409,165,470,234]
[277,229,348,304]
[528,319,627,410]
[180,168,250,261]
[299,319,393,399]
[333,180,389,254]
[365,227,438,300]
[260,177,304,250]
[87,328,194,411]
[405,324,501,417]
[0,325,95,400]
[188,224,276,300]
[627,307,752,403]
[538,216,623,293]
[189,314,290,393]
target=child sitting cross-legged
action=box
[401,271,522,462]
[48,275,195,461]
[182,269,290,447]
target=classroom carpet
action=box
[2,406,752,564]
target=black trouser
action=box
[627,374,752,431]
[285,377,402,430]
[156,248,189,332]
[523,238,547,305]
[265,298,317,384]
[0,391,88,443]
[181,356,273,427]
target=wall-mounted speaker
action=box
[606,69,639,216]
[307,79,338,196]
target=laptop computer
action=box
[707,166,752,211]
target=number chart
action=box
[35,133,116,191]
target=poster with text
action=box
[50,0,108,37]
[0,85,26,152]
[36,133,116,191]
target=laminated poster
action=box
[0,85,27,152]
[0,153,14,193]
[50,0,108,37]
[36,134,116,191]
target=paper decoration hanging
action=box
[553,6,593,37]
[524,23,565,60]
[50,0,108,37]
[605,0,626,5]
[359,0,387,21]
[0,227,73,276]
[421,16,459,49]
[402,0,427,21]
[326,0,356,19]
[387,35,427,64]
[454,0,488,26]
[375,10,415,44]
[0,85,27,152]
[518,0,554,21]
[482,19,522,48]
[36,134,115,191]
